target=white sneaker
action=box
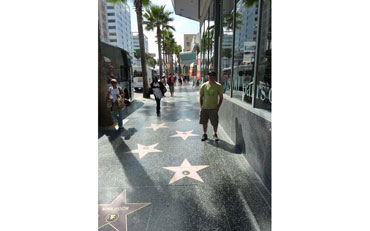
[213,134,220,142]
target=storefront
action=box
[173,0,271,190]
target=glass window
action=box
[200,16,208,82]
[207,2,215,74]
[109,32,116,36]
[108,26,116,29]
[107,13,115,16]
[254,0,271,111]
[107,6,114,9]
[220,0,234,96]
[108,19,115,23]
[232,0,258,104]
[110,39,117,42]
[200,1,214,83]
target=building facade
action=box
[131,32,149,66]
[98,0,109,43]
[173,0,272,193]
[105,1,132,54]
[184,34,197,51]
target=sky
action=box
[128,0,199,59]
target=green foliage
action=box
[143,5,174,32]
[109,0,150,9]
[134,49,141,59]
[146,53,156,68]
[222,48,232,58]
[243,0,258,8]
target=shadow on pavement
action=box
[98,100,144,139]
[207,139,242,154]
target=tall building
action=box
[131,32,148,66]
[98,0,109,42]
[184,34,197,51]
[106,1,132,53]
[234,2,258,55]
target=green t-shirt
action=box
[200,81,223,109]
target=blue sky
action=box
[128,0,199,58]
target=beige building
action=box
[183,34,197,51]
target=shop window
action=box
[220,0,234,96]
[254,0,271,111]
[233,0,256,103]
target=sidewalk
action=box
[98,84,271,231]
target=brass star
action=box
[98,189,151,231]
[170,130,200,140]
[128,143,162,159]
[145,123,168,131]
[177,118,191,122]
[163,159,209,184]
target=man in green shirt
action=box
[199,72,224,142]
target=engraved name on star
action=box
[98,189,151,231]
[170,130,200,140]
[163,159,209,184]
[128,143,162,159]
[145,123,168,131]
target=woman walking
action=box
[150,77,166,116]
[107,79,125,130]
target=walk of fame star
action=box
[145,123,168,131]
[177,118,191,122]
[98,190,151,231]
[163,159,209,184]
[128,143,162,159]
[170,130,200,140]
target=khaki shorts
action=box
[199,109,219,127]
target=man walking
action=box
[199,72,223,142]
[150,77,166,116]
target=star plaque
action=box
[145,123,168,131]
[170,130,200,140]
[163,159,209,184]
[177,118,191,122]
[98,190,151,231]
[128,143,162,159]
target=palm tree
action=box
[145,53,157,68]
[143,5,174,79]
[162,30,175,74]
[175,45,182,76]
[161,29,171,77]
[110,0,151,98]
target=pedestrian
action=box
[107,79,125,130]
[150,76,166,116]
[167,73,176,96]
[199,71,223,142]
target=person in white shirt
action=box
[107,79,125,130]
[150,77,166,116]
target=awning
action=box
[172,0,213,23]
